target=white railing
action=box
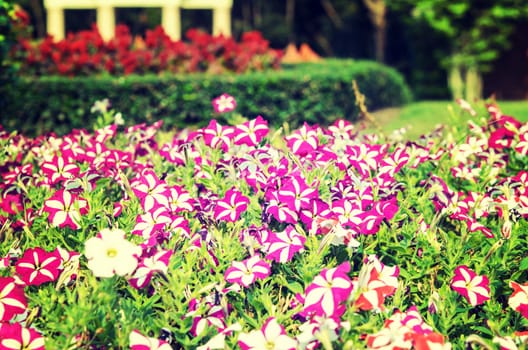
[43,0,233,40]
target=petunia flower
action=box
[40,155,80,185]
[238,317,297,350]
[129,329,172,350]
[0,277,27,322]
[213,188,250,222]
[264,226,306,263]
[450,265,490,306]
[84,228,142,278]
[302,262,353,318]
[234,116,269,147]
[224,255,271,288]
[352,255,399,311]
[0,322,45,350]
[128,249,172,289]
[15,247,62,286]
[508,281,528,319]
[42,189,89,230]
[212,93,237,113]
[202,120,235,152]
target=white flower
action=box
[84,228,141,278]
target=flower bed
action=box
[12,25,282,76]
[0,97,527,349]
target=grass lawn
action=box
[369,100,528,140]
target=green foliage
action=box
[0,59,412,136]
[391,0,528,72]
[0,0,16,84]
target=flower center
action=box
[106,248,118,258]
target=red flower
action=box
[509,281,528,319]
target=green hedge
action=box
[0,59,412,136]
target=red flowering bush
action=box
[12,25,282,76]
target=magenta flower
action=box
[202,120,236,152]
[234,116,269,146]
[129,249,173,289]
[224,255,271,288]
[0,322,45,350]
[265,226,306,263]
[15,247,62,286]
[212,93,237,113]
[302,262,353,318]
[40,155,80,185]
[213,188,250,222]
[42,189,89,230]
[131,169,170,209]
[451,265,490,306]
[508,281,528,319]
[285,123,319,156]
[129,329,172,350]
[132,206,173,239]
[277,175,318,212]
[238,317,297,350]
[265,191,299,224]
[0,277,27,322]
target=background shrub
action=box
[0,59,412,135]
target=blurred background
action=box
[14,0,528,101]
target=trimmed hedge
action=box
[0,59,412,136]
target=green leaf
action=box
[519,257,528,271]
[448,3,468,16]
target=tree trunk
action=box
[363,0,386,63]
[29,0,46,38]
[448,61,483,101]
[286,0,295,43]
[448,63,464,100]
[465,66,483,102]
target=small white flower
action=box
[84,228,141,278]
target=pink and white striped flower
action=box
[202,120,235,152]
[265,226,306,263]
[15,247,62,286]
[0,277,27,322]
[42,189,89,230]
[129,329,172,350]
[234,116,269,147]
[224,255,271,288]
[302,262,353,318]
[238,317,297,350]
[450,265,490,306]
[212,93,237,113]
[0,322,45,350]
[213,188,250,222]
[128,249,172,289]
[40,155,79,185]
